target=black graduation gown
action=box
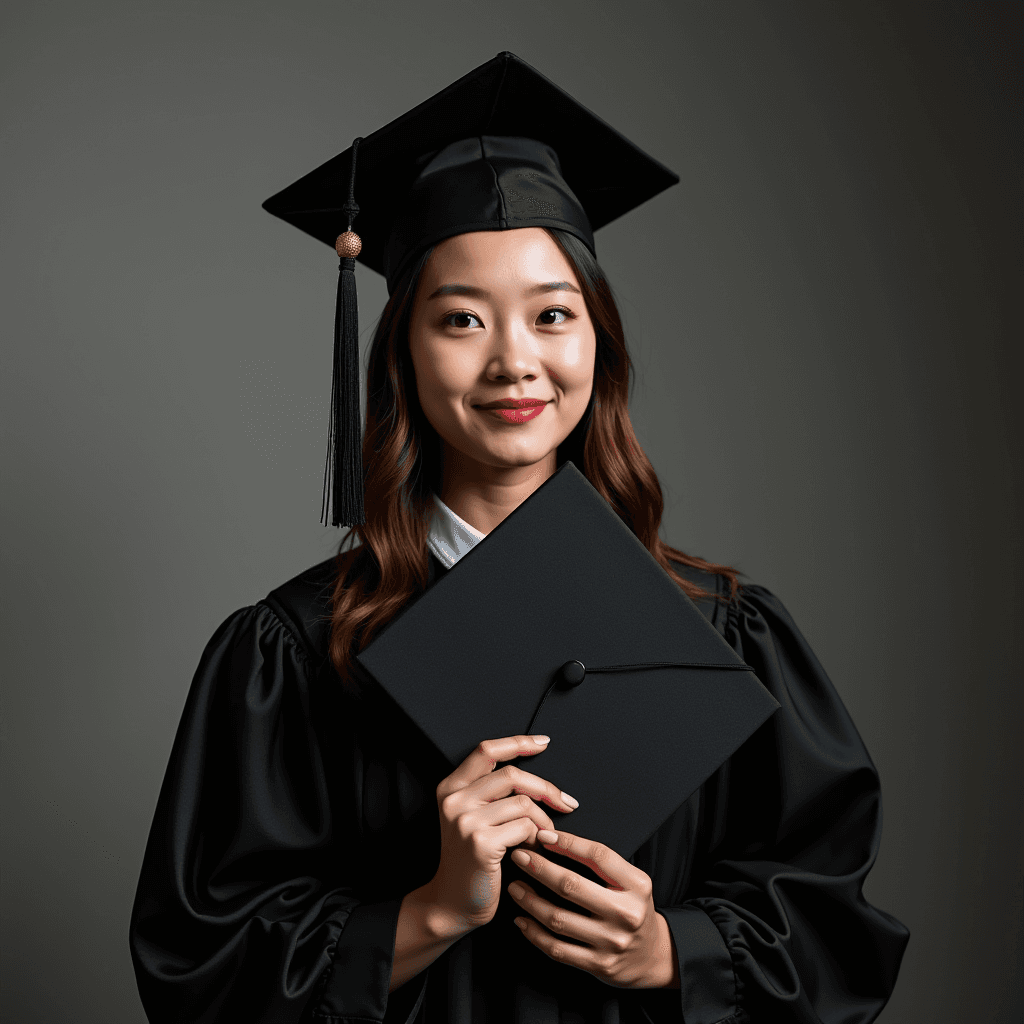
[129,553,909,1024]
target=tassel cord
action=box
[322,137,366,527]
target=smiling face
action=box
[408,228,597,490]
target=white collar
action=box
[427,494,485,569]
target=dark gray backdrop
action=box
[2,2,1020,1021]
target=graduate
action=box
[129,52,909,1024]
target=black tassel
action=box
[321,137,365,527]
[322,255,364,526]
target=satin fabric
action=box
[129,554,909,1023]
[382,136,595,289]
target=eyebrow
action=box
[427,281,582,300]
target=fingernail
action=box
[514,917,528,930]
[508,882,525,899]
[532,735,550,745]
[537,829,558,844]
[560,791,579,809]
[511,849,530,867]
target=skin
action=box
[389,229,680,993]
[408,227,596,536]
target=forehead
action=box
[420,228,578,288]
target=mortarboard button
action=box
[559,661,586,687]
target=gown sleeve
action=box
[648,583,909,1024]
[129,604,421,1024]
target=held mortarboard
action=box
[356,463,780,861]
[261,51,680,529]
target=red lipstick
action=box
[494,404,546,423]
[475,397,550,424]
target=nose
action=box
[485,317,540,383]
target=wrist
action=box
[390,882,473,994]
[409,879,475,942]
[648,912,681,988]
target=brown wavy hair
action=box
[329,229,740,692]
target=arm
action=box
[130,606,573,1023]
[129,605,427,1024]
[642,585,910,1024]
[388,881,472,993]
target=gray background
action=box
[2,1,1020,1021]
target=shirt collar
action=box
[427,494,485,569]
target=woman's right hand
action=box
[425,734,577,933]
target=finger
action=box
[534,830,646,893]
[513,915,607,976]
[470,764,578,814]
[507,881,611,949]
[439,736,551,797]
[509,846,620,917]
[488,817,549,858]
[468,793,556,835]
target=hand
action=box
[424,735,578,935]
[507,829,680,989]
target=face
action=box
[408,228,596,482]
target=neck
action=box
[438,446,558,535]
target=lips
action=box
[474,397,550,424]
[491,404,546,424]
[476,398,549,409]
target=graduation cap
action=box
[261,51,680,528]
[356,463,780,860]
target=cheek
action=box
[553,331,596,391]
[411,339,476,424]
[411,336,446,393]
[563,336,584,369]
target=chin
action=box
[473,441,561,471]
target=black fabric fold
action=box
[314,898,403,1021]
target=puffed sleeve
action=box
[129,604,424,1024]
[649,584,909,1024]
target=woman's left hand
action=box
[507,829,680,989]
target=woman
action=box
[130,53,909,1023]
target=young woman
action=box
[130,54,909,1024]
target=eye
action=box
[537,306,575,326]
[443,311,483,329]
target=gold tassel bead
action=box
[335,231,363,258]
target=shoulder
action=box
[666,556,734,632]
[695,578,829,689]
[260,555,340,672]
[665,557,795,643]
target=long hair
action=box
[328,229,740,691]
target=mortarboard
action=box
[261,51,680,528]
[356,463,780,861]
